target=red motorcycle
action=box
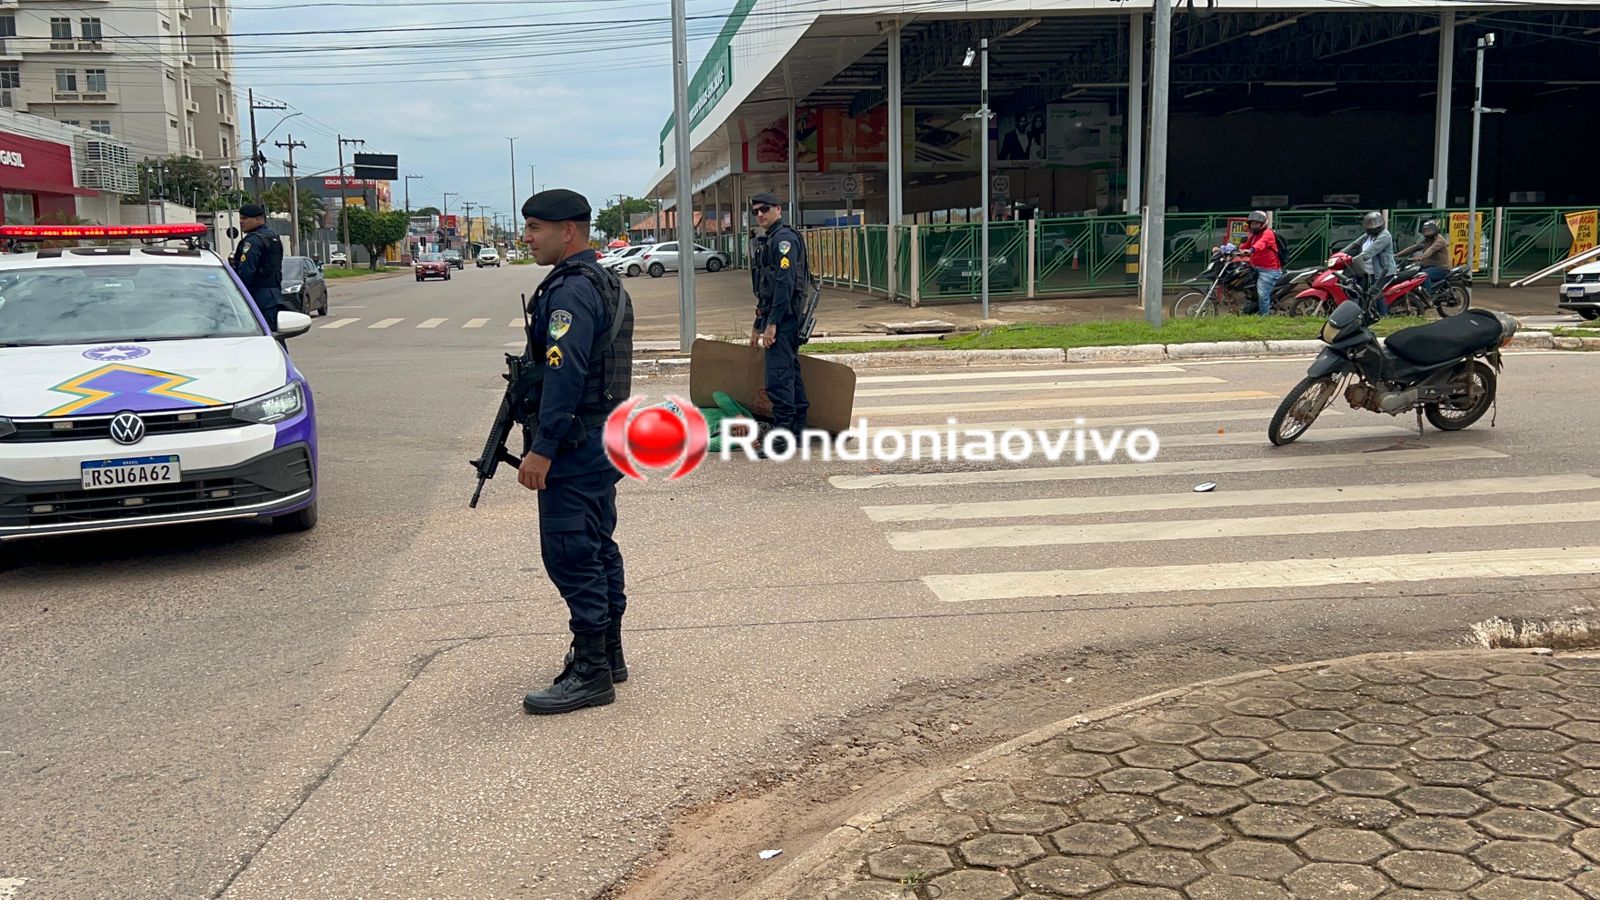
[1291,252,1363,319]
[1294,253,1451,321]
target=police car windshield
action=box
[0,264,264,346]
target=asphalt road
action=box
[3,265,1599,899]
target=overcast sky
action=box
[232,0,735,222]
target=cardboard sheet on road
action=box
[688,338,857,433]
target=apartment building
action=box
[0,0,239,166]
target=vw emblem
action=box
[109,412,146,445]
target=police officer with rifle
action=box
[467,188,635,716]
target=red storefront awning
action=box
[0,131,100,197]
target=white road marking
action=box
[921,546,1600,603]
[320,317,361,329]
[889,499,1600,552]
[369,318,403,329]
[827,446,1506,490]
[880,407,1345,434]
[864,473,1599,523]
[857,375,1225,399]
[418,318,447,329]
[464,318,489,328]
[859,390,1277,418]
[854,365,1187,384]
[0,878,26,900]
[509,319,525,328]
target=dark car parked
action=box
[281,256,329,316]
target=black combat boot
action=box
[555,618,628,684]
[524,630,614,715]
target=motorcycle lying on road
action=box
[1267,298,1519,446]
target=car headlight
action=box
[284,283,302,293]
[0,417,14,439]
[233,382,304,425]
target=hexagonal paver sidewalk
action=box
[754,650,1600,899]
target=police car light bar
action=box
[0,223,210,240]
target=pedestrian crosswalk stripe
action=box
[320,317,361,329]
[898,407,1348,435]
[827,446,1506,490]
[920,546,1600,603]
[855,375,1225,399]
[863,473,1597,523]
[418,318,447,328]
[369,318,403,329]
[509,319,525,328]
[464,318,489,328]
[859,390,1277,418]
[854,365,1187,384]
[888,499,1600,552]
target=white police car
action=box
[0,223,319,544]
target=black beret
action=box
[749,191,780,207]
[522,189,590,222]
[240,203,266,218]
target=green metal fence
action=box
[747,204,1600,305]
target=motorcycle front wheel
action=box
[1390,291,1430,317]
[1425,360,1496,431]
[1269,374,1344,446]
[1172,291,1210,317]
[1292,296,1333,319]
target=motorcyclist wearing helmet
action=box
[1397,219,1451,293]
[1235,210,1283,316]
[1340,211,1396,315]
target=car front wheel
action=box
[271,500,318,533]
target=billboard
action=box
[353,153,398,181]
[990,103,1118,168]
[740,107,819,174]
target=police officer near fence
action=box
[515,188,636,716]
[228,202,283,331]
[749,192,809,450]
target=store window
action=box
[5,193,35,225]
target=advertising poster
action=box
[1045,104,1115,166]
[819,106,888,169]
[993,104,1047,165]
[1566,209,1598,259]
[1226,217,1251,249]
[1449,212,1488,270]
[903,106,977,170]
[741,107,819,173]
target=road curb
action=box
[743,647,1565,899]
[636,331,1568,374]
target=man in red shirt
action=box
[1236,210,1283,315]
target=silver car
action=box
[640,241,731,277]
[602,244,652,278]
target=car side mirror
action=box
[274,310,313,340]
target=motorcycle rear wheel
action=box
[1269,374,1344,446]
[1292,296,1333,318]
[1436,285,1470,317]
[1424,360,1496,431]
[1390,291,1429,317]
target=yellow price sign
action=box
[1449,212,1487,270]
[1567,209,1598,259]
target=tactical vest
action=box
[530,257,633,420]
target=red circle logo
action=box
[603,395,708,481]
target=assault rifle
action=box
[469,292,541,508]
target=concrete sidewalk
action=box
[754,649,1600,899]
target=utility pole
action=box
[248,90,287,202]
[670,0,695,351]
[1138,0,1174,327]
[275,134,306,255]
[462,201,474,244]
[1467,32,1500,275]
[403,174,422,215]
[338,135,363,267]
[507,137,518,225]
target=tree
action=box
[415,206,441,217]
[262,183,326,241]
[595,198,654,242]
[139,155,223,208]
[340,206,409,270]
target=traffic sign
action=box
[991,175,1010,199]
[841,174,863,199]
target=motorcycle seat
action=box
[1385,309,1504,366]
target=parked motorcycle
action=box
[1267,298,1519,446]
[1173,245,1264,317]
[1290,251,1366,319]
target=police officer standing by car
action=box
[228,202,283,331]
[515,188,635,716]
[748,191,809,450]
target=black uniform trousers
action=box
[764,319,809,433]
[536,458,626,637]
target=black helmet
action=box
[1363,211,1386,234]
[1420,219,1439,237]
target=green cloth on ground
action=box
[703,391,754,452]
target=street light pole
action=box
[670,0,695,351]
[1467,32,1497,275]
[962,39,993,319]
[508,137,518,223]
[1138,0,1174,327]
